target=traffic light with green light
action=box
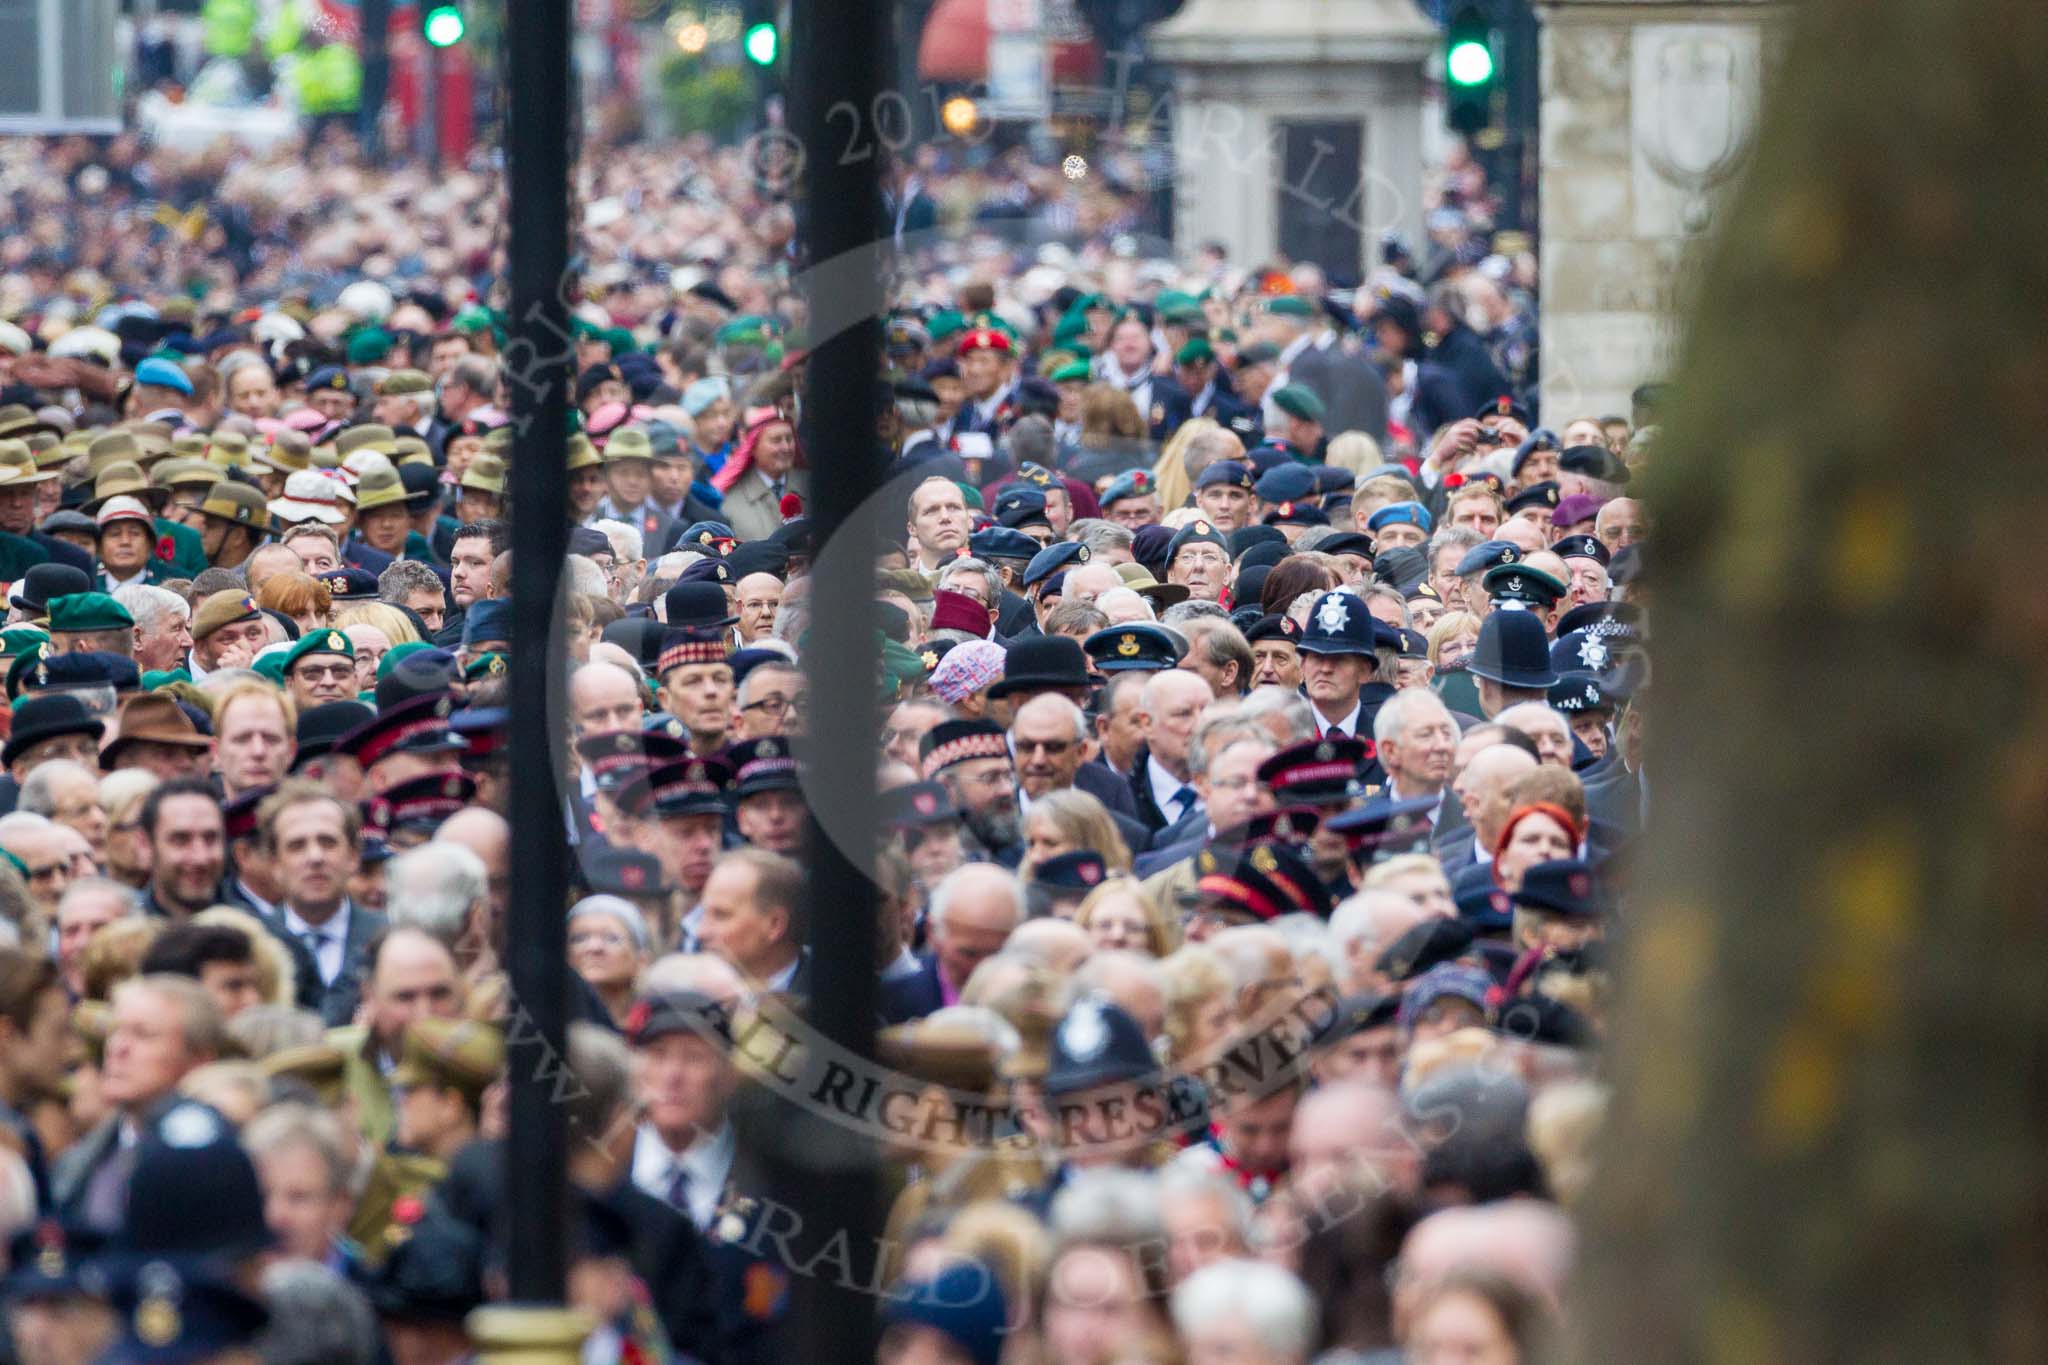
[1445,5,1496,136]
[742,21,779,66]
[423,4,466,47]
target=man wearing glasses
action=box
[283,631,359,710]
[730,660,806,741]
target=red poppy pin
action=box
[155,535,175,562]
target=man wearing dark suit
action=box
[263,787,388,1026]
[881,864,1021,1024]
[1010,693,1151,856]
[53,975,219,1231]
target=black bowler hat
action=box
[293,700,376,768]
[0,692,104,767]
[988,635,1092,699]
[664,582,737,629]
[1468,610,1558,690]
[602,616,669,674]
[1512,858,1604,919]
[8,563,91,615]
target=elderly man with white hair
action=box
[1172,1258,1318,1365]
[1327,888,1440,996]
[381,841,489,964]
[882,863,1022,1023]
[114,583,194,675]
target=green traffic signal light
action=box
[424,5,466,47]
[742,21,779,66]
[1446,37,1494,87]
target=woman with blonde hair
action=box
[1324,429,1385,476]
[1021,789,1132,876]
[1074,876,1180,958]
[98,770,160,890]
[333,602,423,648]
[1147,415,1222,514]
[1427,610,1481,673]
[1158,942,1236,1067]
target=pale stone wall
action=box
[1538,0,1784,422]
[1151,0,1438,273]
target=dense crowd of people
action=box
[0,107,1620,1365]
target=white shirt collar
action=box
[1313,697,1363,738]
[632,1119,734,1228]
[1146,754,1198,822]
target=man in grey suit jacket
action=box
[262,786,390,1025]
[53,975,221,1229]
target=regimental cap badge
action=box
[911,790,937,815]
[921,650,938,669]
[1193,520,1212,535]
[1500,546,1520,564]
[1251,844,1278,874]
[134,1263,183,1347]
[1116,633,1139,658]
[159,1102,221,1149]
[1059,999,1108,1061]
[1315,741,1335,762]
[1505,576,1524,595]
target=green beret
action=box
[463,652,507,683]
[1049,360,1092,384]
[0,626,49,659]
[253,652,288,685]
[1174,337,1214,367]
[927,310,966,343]
[283,627,355,676]
[878,633,925,694]
[1266,296,1315,319]
[1270,383,1326,424]
[345,327,394,366]
[378,640,435,681]
[1154,290,1197,315]
[714,316,772,347]
[1162,304,1206,327]
[140,667,193,690]
[1050,314,1089,348]
[602,325,638,357]
[47,593,134,634]
[952,481,984,511]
